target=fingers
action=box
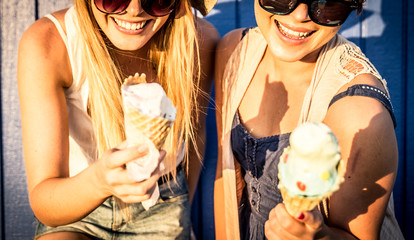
[265,203,323,240]
[113,168,161,203]
[105,144,149,169]
[100,142,170,203]
[107,150,163,185]
[297,208,324,233]
[265,204,300,239]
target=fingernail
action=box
[138,145,148,152]
[297,213,305,220]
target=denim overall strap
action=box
[328,84,397,128]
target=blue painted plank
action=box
[361,1,407,237]
[404,0,414,239]
[204,0,238,36]
[191,89,218,240]
[236,0,256,29]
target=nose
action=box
[125,0,145,16]
[289,3,311,23]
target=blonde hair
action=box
[73,0,201,219]
[74,0,200,171]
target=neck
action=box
[264,48,319,87]
[108,43,157,80]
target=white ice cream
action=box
[278,122,343,197]
[122,82,176,120]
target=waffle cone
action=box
[124,106,173,150]
[279,158,346,216]
[279,186,324,216]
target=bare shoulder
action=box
[217,28,245,57]
[20,8,69,46]
[214,28,245,85]
[216,28,246,69]
[326,73,395,143]
[194,18,218,89]
[18,8,71,87]
[337,73,387,93]
[195,18,220,51]
[329,73,392,123]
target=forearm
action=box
[29,163,108,227]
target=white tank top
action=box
[46,7,97,176]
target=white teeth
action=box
[114,18,147,30]
[277,22,311,39]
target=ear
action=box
[174,0,186,19]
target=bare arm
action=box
[18,15,161,227]
[322,75,398,239]
[265,75,398,239]
[186,18,219,204]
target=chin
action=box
[267,44,303,62]
[112,38,149,51]
[117,45,144,51]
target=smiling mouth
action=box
[277,21,314,40]
[113,18,148,31]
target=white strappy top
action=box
[46,7,97,177]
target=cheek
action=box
[315,28,341,47]
[91,7,111,36]
[254,0,268,25]
[255,7,276,37]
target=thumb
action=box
[296,210,323,231]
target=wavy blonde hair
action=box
[73,0,200,174]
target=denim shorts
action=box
[34,167,190,240]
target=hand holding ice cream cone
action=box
[121,73,177,209]
[265,202,325,239]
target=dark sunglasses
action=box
[94,0,178,17]
[258,0,359,26]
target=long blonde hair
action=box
[74,0,200,173]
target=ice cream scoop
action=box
[278,122,344,216]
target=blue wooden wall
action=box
[0,0,412,239]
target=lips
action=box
[276,21,314,40]
[113,18,148,31]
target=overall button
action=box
[252,186,257,193]
[251,200,256,206]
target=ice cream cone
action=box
[277,122,345,216]
[124,105,173,150]
[279,157,345,216]
[121,73,177,210]
[279,186,323,216]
